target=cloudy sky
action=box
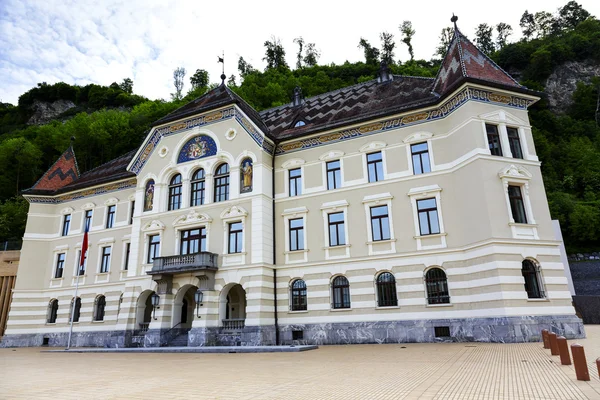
[1,0,599,105]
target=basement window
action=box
[434,326,450,338]
[292,330,304,340]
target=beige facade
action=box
[0,34,585,346]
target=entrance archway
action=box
[172,285,197,329]
[220,284,246,327]
[136,290,156,330]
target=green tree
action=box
[238,56,256,77]
[434,27,453,58]
[520,10,536,40]
[263,37,288,69]
[119,78,133,94]
[293,37,304,69]
[0,138,43,197]
[379,32,396,65]
[534,12,555,37]
[399,21,416,61]
[0,197,28,242]
[190,69,209,90]
[558,1,590,31]
[496,23,513,49]
[474,23,495,54]
[358,38,380,65]
[303,43,320,67]
[171,67,186,100]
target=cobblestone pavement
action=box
[1,326,599,400]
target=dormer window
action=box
[294,120,306,128]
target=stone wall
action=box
[567,252,600,324]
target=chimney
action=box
[292,86,304,107]
[377,61,393,83]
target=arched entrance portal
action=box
[220,284,246,329]
[136,290,156,331]
[172,285,197,329]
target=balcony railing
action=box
[148,252,218,275]
[222,319,245,331]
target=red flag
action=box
[80,225,88,269]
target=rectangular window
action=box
[289,218,304,251]
[289,168,302,196]
[106,205,115,229]
[507,127,523,159]
[180,228,207,255]
[77,250,87,276]
[129,201,135,225]
[191,179,205,206]
[486,124,503,156]
[124,243,130,270]
[326,160,341,190]
[367,152,384,182]
[228,222,243,254]
[84,210,93,231]
[508,185,527,223]
[328,212,346,246]
[370,206,391,241]
[55,253,65,278]
[147,234,160,264]
[411,142,431,174]
[417,198,440,236]
[61,214,71,236]
[100,246,111,273]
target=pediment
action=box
[60,207,74,215]
[403,132,433,144]
[359,141,387,152]
[141,220,166,232]
[172,211,212,227]
[220,205,248,220]
[104,197,119,206]
[479,110,527,126]
[319,150,344,161]
[281,158,306,169]
[498,165,532,180]
[81,202,95,210]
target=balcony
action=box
[147,252,218,275]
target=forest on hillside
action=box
[0,1,598,252]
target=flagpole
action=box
[66,265,81,350]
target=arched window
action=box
[47,299,58,324]
[168,174,182,211]
[290,279,307,311]
[376,272,398,307]
[190,169,205,206]
[332,276,350,309]
[425,268,450,305]
[70,297,81,323]
[522,260,544,299]
[144,179,155,211]
[214,163,230,202]
[94,295,106,321]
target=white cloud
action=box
[1,0,599,105]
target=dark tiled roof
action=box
[25,147,79,195]
[154,85,273,139]
[24,150,136,196]
[433,28,522,96]
[260,76,437,140]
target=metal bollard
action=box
[557,336,571,365]
[571,344,590,381]
[548,332,559,356]
[597,358,600,379]
[542,329,550,349]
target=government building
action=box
[0,25,584,348]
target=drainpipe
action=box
[271,143,280,345]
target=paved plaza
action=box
[1,326,599,400]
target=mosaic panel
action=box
[26,178,137,204]
[177,135,218,164]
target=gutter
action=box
[271,144,279,345]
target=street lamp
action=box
[194,289,204,318]
[151,293,160,320]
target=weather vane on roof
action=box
[218,51,226,85]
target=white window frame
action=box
[403,132,436,174]
[72,247,88,286]
[220,206,248,266]
[81,202,95,232]
[141,220,165,270]
[282,207,309,264]
[362,193,396,255]
[172,211,213,255]
[281,158,306,198]
[97,245,113,274]
[59,207,73,236]
[408,185,447,250]
[359,142,388,184]
[479,110,534,161]
[320,151,345,191]
[321,200,350,260]
[50,245,69,288]
[498,165,538,240]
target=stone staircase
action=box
[163,328,190,347]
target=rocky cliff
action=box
[544,60,600,113]
[27,99,76,125]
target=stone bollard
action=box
[571,344,590,381]
[557,336,571,365]
[542,329,550,349]
[548,332,559,356]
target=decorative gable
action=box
[29,147,79,192]
[172,211,212,227]
[498,165,533,181]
